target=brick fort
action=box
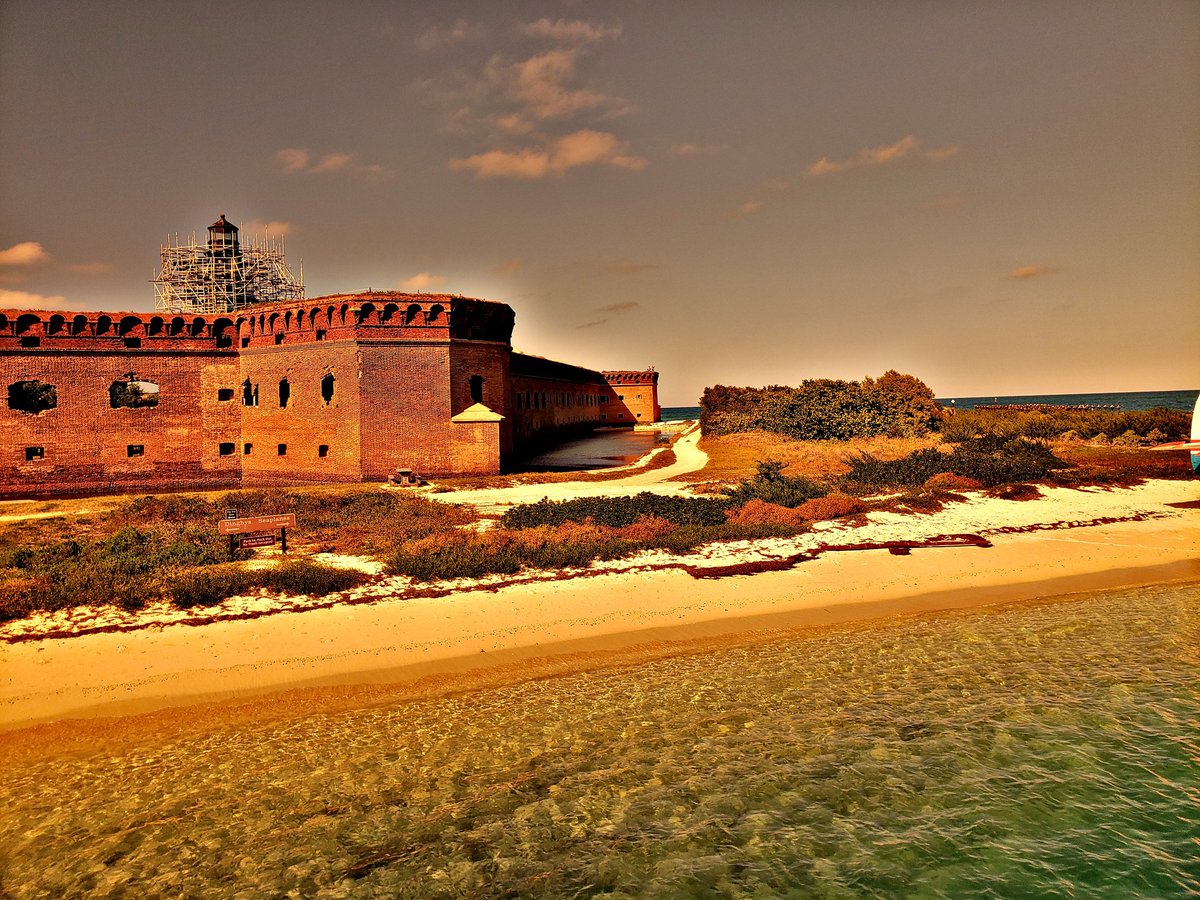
[0,216,660,497]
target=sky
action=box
[1,1,1196,406]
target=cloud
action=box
[0,242,52,266]
[508,48,631,121]
[805,136,959,177]
[520,18,622,44]
[670,143,727,157]
[67,261,116,275]
[275,148,389,177]
[575,319,606,329]
[733,199,764,218]
[602,263,655,276]
[0,288,69,309]
[598,300,640,313]
[493,258,526,276]
[398,272,448,291]
[1004,265,1055,280]
[450,129,645,180]
[242,220,293,237]
[414,18,484,52]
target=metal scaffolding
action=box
[152,226,305,314]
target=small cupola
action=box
[207,214,240,256]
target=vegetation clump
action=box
[842,436,1068,491]
[721,459,827,508]
[701,371,944,440]
[940,406,1187,443]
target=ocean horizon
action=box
[662,387,1199,421]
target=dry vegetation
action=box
[686,432,943,482]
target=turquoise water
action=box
[2,581,1198,897]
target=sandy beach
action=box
[2,472,1196,736]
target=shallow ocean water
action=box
[2,581,1198,898]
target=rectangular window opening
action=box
[217,388,234,402]
[20,336,40,348]
[25,446,44,461]
[274,333,285,345]
[318,444,329,458]
[243,443,253,455]
[122,337,141,348]
[127,444,144,457]
[218,442,235,456]
[315,329,327,341]
[277,444,287,456]
[240,337,250,348]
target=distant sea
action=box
[3,581,1196,895]
[663,388,1198,421]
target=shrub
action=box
[256,559,368,596]
[501,493,731,529]
[843,438,1068,491]
[722,459,828,508]
[7,380,57,414]
[725,500,806,527]
[169,565,250,608]
[940,407,1188,442]
[922,473,983,492]
[793,493,866,521]
[701,371,944,440]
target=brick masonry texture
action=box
[0,294,659,497]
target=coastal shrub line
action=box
[940,407,1188,442]
[842,437,1069,490]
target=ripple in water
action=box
[2,582,1198,897]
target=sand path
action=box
[429,423,708,514]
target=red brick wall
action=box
[358,343,452,478]
[604,370,660,424]
[0,309,241,497]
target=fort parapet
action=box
[0,292,659,497]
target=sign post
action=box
[219,513,297,553]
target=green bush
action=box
[701,371,944,439]
[256,559,368,596]
[722,459,828,508]
[501,493,732,529]
[940,407,1188,442]
[843,437,1069,491]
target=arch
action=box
[118,316,142,336]
[427,303,444,323]
[267,312,279,332]
[339,304,349,325]
[358,302,376,325]
[258,314,266,333]
[0,314,8,333]
[213,317,234,348]
[189,316,207,337]
[311,307,323,328]
[71,314,89,335]
[326,305,336,327]
[95,315,112,335]
[283,310,293,330]
[294,310,304,330]
[278,377,290,408]
[47,314,66,335]
[148,316,165,336]
[405,303,423,325]
[169,316,185,336]
[381,303,399,323]
[320,372,335,405]
[15,314,40,335]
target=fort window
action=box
[71,315,88,336]
[25,447,44,461]
[428,304,444,322]
[243,443,252,455]
[219,442,235,456]
[515,393,522,410]
[318,444,329,458]
[315,329,327,341]
[109,380,159,409]
[321,373,335,405]
[216,334,233,349]
[169,317,185,336]
[189,317,207,337]
[16,313,40,335]
[48,315,65,335]
[96,316,112,335]
[8,380,57,414]
[122,337,141,348]
[127,445,144,457]
[148,317,164,336]
[217,388,234,402]
[274,333,285,345]
[278,378,290,408]
[277,444,287,456]
[405,304,422,325]
[241,337,250,348]
[469,375,484,404]
[242,380,258,407]
[20,337,40,348]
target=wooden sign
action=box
[239,534,277,549]
[219,513,296,535]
